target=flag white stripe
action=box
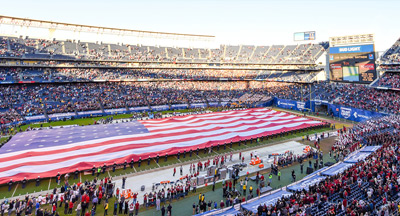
[142,110,279,126]
[148,118,310,133]
[144,115,300,130]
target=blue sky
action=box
[2,0,399,51]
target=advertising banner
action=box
[104,108,128,115]
[208,102,220,107]
[190,103,208,108]
[329,44,374,54]
[48,112,76,120]
[151,105,170,111]
[328,104,386,122]
[171,104,189,109]
[129,106,150,112]
[274,98,312,112]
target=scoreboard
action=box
[294,31,316,41]
[329,44,377,83]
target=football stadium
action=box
[0,0,400,215]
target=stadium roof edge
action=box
[0,15,215,38]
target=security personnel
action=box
[123,160,127,170]
[165,154,168,162]
[138,157,142,167]
[21,177,27,189]
[104,202,109,215]
[148,156,151,165]
[130,159,134,169]
[198,194,202,205]
[8,179,12,191]
[212,180,215,191]
[97,166,101,177]
[278,170,281,181]
[102,163,107,174]
[300,161,304,173]
[268,173,272,185]
[36,176,40,187]
[156,154,160,163]
[113,162,117,172]
[74,169,79,179]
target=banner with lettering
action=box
[328,104,386,122]
[151,105,170,111]
[274,98,312,112]
[190,103,208,108]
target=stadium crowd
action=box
[0,176,138,216]
[0,67,320,82]
[0,36,327,64]
[381,37,400,63]
[0,81,308,125]
[245,115,400,216]
[375,72,400,89]
[1,80,400,127]
[312,82,400,114]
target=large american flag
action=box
[0,108,322,184]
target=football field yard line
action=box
[11,183,19,197]
[153,159,161,168]
[47,178,51,190]
[174,156,182,163]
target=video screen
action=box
[329,44,376,83]
[343,66,359,81]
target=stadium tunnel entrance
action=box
[315,104,328,114]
